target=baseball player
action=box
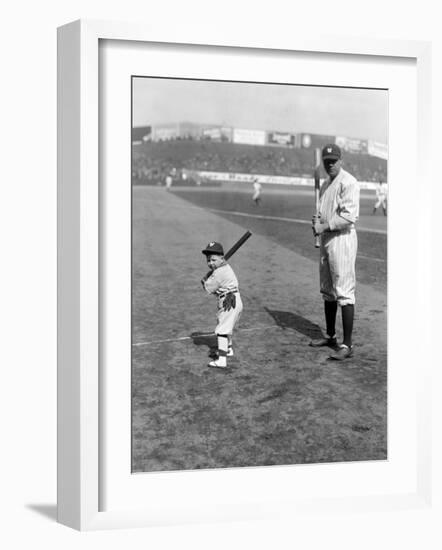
[252,177,262,206]
[373,180,388,216]
[201,242,243,368]
[165,173,173,190]
[310,144,360,360]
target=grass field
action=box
[132,185,387,472]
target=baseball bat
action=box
[224,230,252,260]
[313,148,321,248]
[202,231,252,282]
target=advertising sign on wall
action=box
[335,136,368,154]
[233,128,266,145]
[367,140,388,160]
[268,131,295,146]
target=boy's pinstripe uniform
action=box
[319,168,359,305]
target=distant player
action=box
[201,242,243,368]
[373,180,388,216]
[310,144,360,361]
[252,177,262,206]
[165,173,173,190]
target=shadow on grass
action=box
[190,331,217,354]
[264,308,322,340]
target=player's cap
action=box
[202,242,224,255]
[322,144,342,160]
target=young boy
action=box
[201,241,243,368]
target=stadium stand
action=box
[132,138,387,186]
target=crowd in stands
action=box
[132,138,387,185]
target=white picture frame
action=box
[57,19,433,531]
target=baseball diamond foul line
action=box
[133,325,279,347]
[208,208,387,235]
[358,254,386,263]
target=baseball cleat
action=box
[309,336,337,348]
[210,348,234,358]
[208,359,228,369]
[329,345,353,361]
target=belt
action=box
[217,290,239,298]
[325,225,355,236]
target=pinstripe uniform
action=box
[318,168,360,306]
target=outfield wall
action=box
[193,170,384,190]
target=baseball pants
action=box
[320,230,357,306]
[215,294,243,334]
[374,197,387,209]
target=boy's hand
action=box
[223,292,236,311]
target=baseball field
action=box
[132,184,387,472]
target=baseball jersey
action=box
[376,183,388,197]
[319,169,359,231]
[203,263,242,335]
[203,263,239,296]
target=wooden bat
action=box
[202,230,252,282]
[224,230,252,260]
[314,148,321,248]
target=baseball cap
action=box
[322,144,342,160]
[201,241,224,255]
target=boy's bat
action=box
[313,148,321,248]
[202,231,252,283]
[224,230,252,260]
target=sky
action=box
[132,77,388,143]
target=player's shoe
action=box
[329,344,353,361]
[211,348,234,358]
[309,336,337,348]
[208,358,228,369]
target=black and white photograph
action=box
[3,0,438,544]
[131,76,388,473]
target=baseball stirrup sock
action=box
[342,304,354,348]
[217,335,228,366]
[325,300,338,338]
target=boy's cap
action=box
[202,241,224,255]
[322,143,342,160]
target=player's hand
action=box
[312,215,321,236]
[312,216,329,236]
[313,221,328,235]
[223,292,236,312]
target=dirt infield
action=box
[132,186,387,472]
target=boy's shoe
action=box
[309,336,337,348]
[329,345,353,361]
[208,359,228,369]
[210,348,234,358]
